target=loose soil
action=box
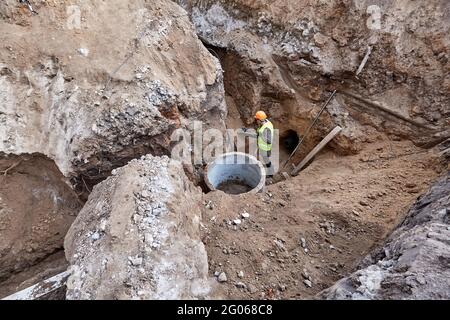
[216,179,253,195]
[0,154,81,284]
[201,140,446,299]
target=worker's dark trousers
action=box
[259,150,272,176]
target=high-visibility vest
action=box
[257,120,274,151]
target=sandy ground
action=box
[201,140,446,299]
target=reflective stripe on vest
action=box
[257,120,274,151]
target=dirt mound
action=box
[64,155,217,299]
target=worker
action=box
[242,111,274,169]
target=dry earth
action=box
[0,0,448,300]
[201,141,446,299]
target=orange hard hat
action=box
[255,111,267,120]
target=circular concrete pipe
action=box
[205,152,266,195]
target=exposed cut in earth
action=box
[0,0,449,300]
[0,154,81,288]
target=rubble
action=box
[241,212,250,219]
[236,282,247,289]
[300,238,307,248]
[217,272,228,283]
[233,219,242,225]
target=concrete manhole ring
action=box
[204,152,266,195]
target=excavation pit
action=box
[205,152,265,195]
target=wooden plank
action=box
[281,90,337,170]
[291,126,342,176]
[1,270,70,300]
[281,172,291,180]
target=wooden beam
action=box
[340,90,436,131]
[291,126,342,176]
[1,270,70,300]
[281,90,337,170]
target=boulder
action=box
[64,155,215,299]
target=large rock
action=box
[0,0,226,193]
[319,172,450,300]
[64,155,215,299]
[177,0,449,156]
